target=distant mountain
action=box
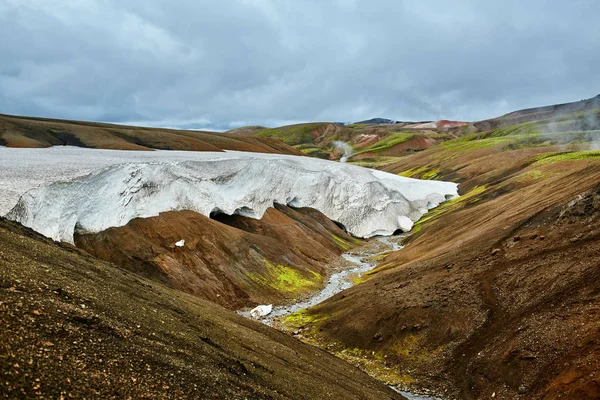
[0,114,300,155]
[354,118,397,124]
[475,94,600,130]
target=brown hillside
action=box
[74,205,356,309]
[474,94,600,131]
[282,140,600,399]
[0,113,302,155]
[0,217,402,399]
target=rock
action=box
[518,385,527,394]
[250,304,272,319]
[491,248,500,256]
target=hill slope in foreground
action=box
[0,218,401,399]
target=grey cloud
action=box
[1,0,599,129]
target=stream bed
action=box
[240,234,443,400]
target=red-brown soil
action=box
[288,148,600,399]
[74,205,356,309]
[0,113,302,155]
[0,218,403,399]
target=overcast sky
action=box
[1,0,599,130]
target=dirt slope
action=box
[245,122,464,163]
[0,218,403,399]
[279,110,600,399]
[474,94,600,131]
[75,205,357,309]
[0,113,302,154]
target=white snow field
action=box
[2,147,458,243]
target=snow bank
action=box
[7,153,458,243]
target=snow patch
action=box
[250,304,273,319]
[7,152,458,243]
[175,239,185,247]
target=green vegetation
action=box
[294,144,330,159]
[255,123,323,146]
[281,309,323,328]
[248,260,321,293]
[532,150,600,166]
[347,157,399,169]
[478,121,541,138]
[353,132,414,155]
[331,234,354,251]
[398,166,442,180]
[411,185,487,232]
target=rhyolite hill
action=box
[2,94,600,399]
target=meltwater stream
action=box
[240,235,403,325]
[240,235,443,400]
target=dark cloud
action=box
[1,0,599,129]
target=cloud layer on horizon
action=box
[1,0,599,130]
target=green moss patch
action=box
[248,260,321,294]
[331,234,354,251]
[411,185,487,232]
[398,166,442,180]
[255,123,324,146]
[353,132,414,155]
[532,150,600,166]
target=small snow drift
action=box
[250,304,273,319]
[7,152,458,243]
[175,239,185,247]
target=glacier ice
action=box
[7,151,458,244]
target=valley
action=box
[1,95,600,399]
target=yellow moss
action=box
[335,347,416,386]
[411,185,487,231]
[331,234,353,251]
[532,150,600,166]
[248,260,321,293]
[398,166,442,180]
[280,309,328,336]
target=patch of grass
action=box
[515,168,557,183]
[411,185,487,232]
[295,145,330,159]
[353,132,414,155]
[532,150,600,166]
[331,234,354,251]
[334,347,416,386]
[398,166,442,180]
[248,260,321,293]
[255,124,323,146]
[280,309,328,336]
[441,135,514,152]
[347,157,399,169]
[479,122,541,138]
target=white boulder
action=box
[250,304,273,319]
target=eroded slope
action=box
[279,111,600,399]
[74,206,357,309]
[0,218,403,399]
